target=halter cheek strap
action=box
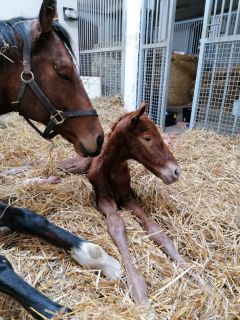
[11,23,98,140]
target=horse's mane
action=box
[0,16,74,56]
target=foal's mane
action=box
[107,111,154,139]
[107,113,129,138]
[0,16,74,55]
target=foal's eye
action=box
[144,137,151,142]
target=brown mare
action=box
[58,104,206,305]
[0,1,120,319]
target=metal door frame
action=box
[137,0,176,129]
[190,0,240,135]
[77,0,126,97]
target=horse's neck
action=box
[100,131,128,171]
[0,50,22,114]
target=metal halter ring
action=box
[50,110,65,125]
[21,70,34,83]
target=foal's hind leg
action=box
[122,190,207,289]
[0,202,121,280]
[56,156,92,174]
[97,197,149,305]
[0,255,69,319]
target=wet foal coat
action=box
[58,104,205,305]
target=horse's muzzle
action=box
[80,134,104,157]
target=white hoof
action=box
[71,242,121,280]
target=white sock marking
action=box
[71,242,121,280]
[0,226,11,232]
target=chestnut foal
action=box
[58,104,205,305]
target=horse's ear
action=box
[131,102,147,127]
[38,0,57,34]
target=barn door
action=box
[190,0,240,135]
[137,0,176,128]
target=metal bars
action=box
[191,0,240,136]
[208,0,240,38]
[173,7,240,56]
[173,17,203,55]
[78,0,125,96]
[138,0,176,128]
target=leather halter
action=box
[12,23,98,140]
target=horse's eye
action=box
[144,137,151,142]
[59,73,71,81]
[55,65,73,82]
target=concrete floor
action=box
[166,124,187,134]
[165,105,190,134]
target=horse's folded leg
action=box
[56,156,92,174]
[0,255,71,320]
[0,202,121,280]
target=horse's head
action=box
[11,0,104,157]
[122,103,180,184]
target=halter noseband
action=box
[11,23,98,140]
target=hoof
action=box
[24,176,61,185]
[71,242,121,280]
[126,269,149,305]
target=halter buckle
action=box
[50,110,65,125]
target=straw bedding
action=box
[0,96,239,319]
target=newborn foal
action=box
[58,104,205,304]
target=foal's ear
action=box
[131,102,147,127]
[136,102,147,118]
[38,0,57,34]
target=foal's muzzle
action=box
[160,162,181,184]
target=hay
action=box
[143,53,198,108]
[0,96,239,319]
[168,54,198,107]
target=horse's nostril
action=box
[97,135,104,149]
[174,168,180,178]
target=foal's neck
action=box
[100,129,129,170]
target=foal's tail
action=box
[56,156,92,174]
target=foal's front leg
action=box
[122,191,206,288]
[0,202,121,280]
[0,255,69,319]
[97,197,149,305]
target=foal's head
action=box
[4,0,103,156]
[119,104,180,184]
